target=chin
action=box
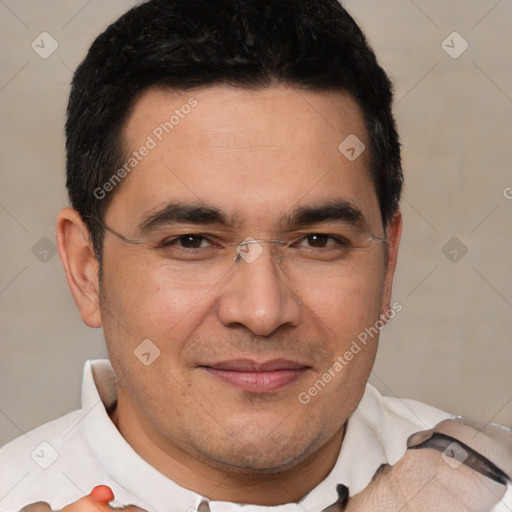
[197,429,321,475]
[204,450,307,475]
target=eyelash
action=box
[158,233,351,250]
[160,234,211,248]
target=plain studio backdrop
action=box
[1,0,511,446]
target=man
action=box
[1,0,510,510]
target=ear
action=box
[380,211,403,316]
[56,207,102,328]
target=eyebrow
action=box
[282,200,368,232]
[138,203,231,233]
[138,199,369,234]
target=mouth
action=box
[199,358,311,393]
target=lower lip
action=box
[203,368,308,393]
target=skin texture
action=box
[56,85,402,506]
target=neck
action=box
[109,398,345,505]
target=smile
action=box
[200,359,311,393]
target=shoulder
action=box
[356,384,454,432]
[0,410,102,511]
[0,409,81,468]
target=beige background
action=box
[1,0,511,447]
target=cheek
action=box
[100,258,217,355]
[300,266,385,331]
[296,276,382,416]
[295,265,384,392]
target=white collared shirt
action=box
[0,359,509,511]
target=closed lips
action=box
[202,359,310,371]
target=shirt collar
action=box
[82,359,451,512]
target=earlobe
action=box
[56,207,103,328]
[381,211,403,316]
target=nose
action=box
[216,243,302,336]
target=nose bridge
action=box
[217,239,301,335]
[233,237,285,265]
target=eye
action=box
[294,233,349,249]
[154,233,223,261]
[160,234,215,250]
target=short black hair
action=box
[66,0,403,261]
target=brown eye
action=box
[178,234,207,248]
[306,234,331,248]
[296,234,349,249]
[161,234,210,249]
[290,233,352,261]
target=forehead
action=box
[108,85,379,228]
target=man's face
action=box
[98,85,400,473]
